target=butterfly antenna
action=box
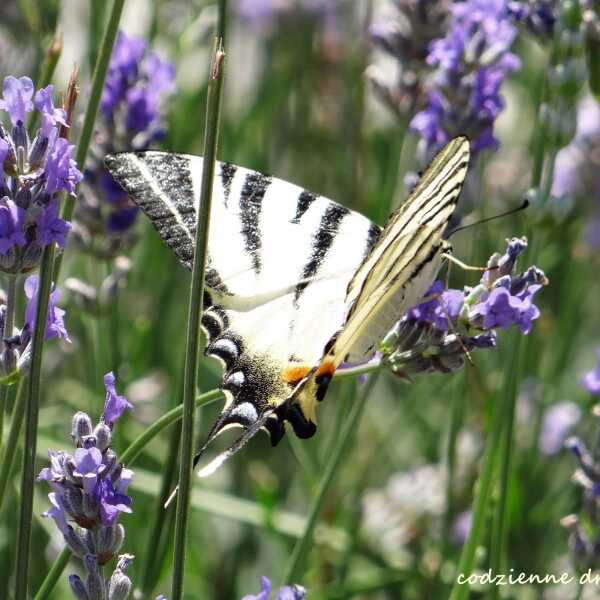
[448,199,529,238]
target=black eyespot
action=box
[315,374,332,402]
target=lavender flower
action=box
[242,577,306,600]
[507,0,558,38]
[236,0,334,27]
[539,401,582,455]
[552,95,600,248]
[562,404,600,571]
[38,372,135,599]
[382,237,547,376]
[103,371,133,426]
[23,274,70,342]
[77,30,174,244]
[0,75,81,274]
[582,350,600,396]
[367,1,451,116]
[409,0,520,159]
[0,275,69,378]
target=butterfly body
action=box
[105,136,470,475]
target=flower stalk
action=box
[14,243,56,599]
[170,36,226,600]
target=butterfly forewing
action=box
[307,137,470,378]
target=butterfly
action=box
[105,136,470,476]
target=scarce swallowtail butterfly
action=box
[105,136,470,477]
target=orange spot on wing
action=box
[281,360,337,386]
[281,365,311,385]
[315,360,336,379]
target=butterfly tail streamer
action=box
[193,409,275,478]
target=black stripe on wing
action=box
[240,172,272,273]
[291,191,317,223]
[220,162,237,207]
[365,223,381,257]
[293,204,349,304]
[104,152,197,269]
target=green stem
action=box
[171,35,226,600]
[488,335,522,600]
[283,374,378,584]
[449,333,522,600]
[109,286,121,379]
[14,243,56,599]
[140,421,181,595]
[32,546,71,600]
[0,379,24,511]
[54,0,126,281]
[441,376,465,561]
[34,389,223,599]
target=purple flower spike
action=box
[24,274,70,342]
[0,76,34,125]
[73,447,106,492]
[582,350,600,396]
[101,31,147,116]
[143,53,176,97]
[409,0,520,156]
[34,85,68,137]
[94,476,132,526]
[242,576,272,600]
[102,371,133,426]
[44,137,83,195]
[0,197,26,254]
[35,199,71,247]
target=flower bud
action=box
[68,574,90,600]
[108,554,134,600]
[62,486,84,518]
[84,555,105,600]
[82,489,99,522]
[21,243,43,272]
[108,572,132,600]
[29,134,48,168]
[94,422,112,452]
[65,525,90,557]
[12,123,27,158]
[72,412,93,445]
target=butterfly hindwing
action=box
[104,151,380,449]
